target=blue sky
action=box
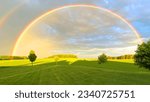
[0,0,150,57]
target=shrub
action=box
[98,53,107,64]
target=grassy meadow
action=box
[0,58,150,85]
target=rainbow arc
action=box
[12,4,143,56]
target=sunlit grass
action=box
[0,58,78,66]
[0,58,150,85]
[0,58,134,66]
[108,59,134,63]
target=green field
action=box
[0,59,150,85]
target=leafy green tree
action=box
[28,50,37,66]
[98,53,107,64]
[134,40,150,70]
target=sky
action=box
[0,0,150,58]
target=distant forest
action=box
[0,54,134,60]
[48,54,78,58]
[107,54,134,59]
[0,56,28,60]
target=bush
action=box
[98,53,107,64]
[134,40,150,70]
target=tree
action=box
[134,40,150,70]
[98,53,107,64]
[54,56,59,65]
[28,50,37,66]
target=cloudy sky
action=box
[0,0,150,58]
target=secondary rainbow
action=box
[0,1,26,28]
[12,4,143,56]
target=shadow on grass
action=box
[0,59,149,85]
[71,60,134,66]
[0,59,148,72]
[71,60,144,67]
[0,60,70,69]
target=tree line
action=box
[0,56,27,60]
[98,40,150,70]
[48,54,78,59]
[107,54,134,59]
[1,39,150,70]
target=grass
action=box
[0,58,150,85]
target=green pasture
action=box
[0,59,149,85]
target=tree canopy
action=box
[28,50,37,66]
[98,53,107,64]
[134,40,150,70]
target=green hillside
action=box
[0,59,150,85]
